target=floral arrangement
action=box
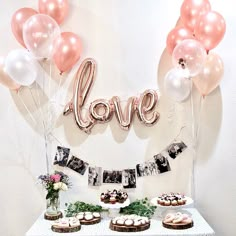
[38,171,71,203]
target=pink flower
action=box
[50,174,61,182]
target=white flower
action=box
[53,182,60,190]
[53,182,68,191]
[61,183,68,191]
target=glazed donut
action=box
[182,213,189,220]
[172,213,184,224]
[182,217,192,224]
[164,213,175,223]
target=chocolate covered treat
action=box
[157,193,187,206]
[110,215,150,232]
[100,189,128,204]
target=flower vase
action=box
[46,196,60,216]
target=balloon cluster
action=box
[0,0,82,89]
[164,0,226,101]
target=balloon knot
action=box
[60,71,63,76]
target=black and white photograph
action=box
[88,166,102,186]
[53,146,70,167]
[166,140,187,159]
[154,153,171,174]
[136,162,159,177]
[122,169,136,188]
[103,170,122,184]
[67,156,89,175]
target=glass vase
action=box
[46,196,60,215]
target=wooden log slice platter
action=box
[162,221,194,230]
[110,222,150,232]
[76,212,101,225]
[51,224,81,233]
[80,217,101,225]
[44,211,63,221]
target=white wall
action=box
[0,1,235,236]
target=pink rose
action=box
[50,174,61,182]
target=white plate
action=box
[150,196,193,209]
[99,198,130,209]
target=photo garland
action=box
[53,140,187,189]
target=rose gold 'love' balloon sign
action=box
[64,58,160,134]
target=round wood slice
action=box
[80,217,101,225]
[51,224,81,233]
[162,221,194,230]
[44,211,63,221]
[110,222,150,232]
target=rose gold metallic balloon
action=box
[0,57,20,91]
[111,96,137,130]
[166,26,194,54]
[137,89,160,126]
[194,11,226,51]
[89,99,113,123]
[11,8,38,48]
[193,52,224,96]
[38,0,68,25]
[64,58,96,133]
[180,0,211,31]
[53,32,82,74]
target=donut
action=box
[182,217,192,224]
[93,212,100,218]
[172,213,184,224]
[164,213,175,223]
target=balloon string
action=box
[34,80,50,174]
[190,80,196,203]
[17,90,37,125]
[195,95,203,146]
[47,60,52,130]
[57,73,63,103]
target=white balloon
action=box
[164,68,191,102]
[5,49,39,86]
[172,39,207,77]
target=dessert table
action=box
[25,208,215,236]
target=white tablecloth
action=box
[25,208,215,236]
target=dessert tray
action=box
[100,198,130,209]
[151,194,193,209]
[162,212,194,230]
[51,217,81,233]
[75,212,101,225]
[110,214,150,232]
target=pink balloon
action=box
[194,11,226,51]
[166,26,194,54]
[11,8,38,48]
[38,0,68,25]
[0,57,20,91]
[193,52,224,97]
[180,0,211,31]
[53,32,82,74]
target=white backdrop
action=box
[0,1,235,236]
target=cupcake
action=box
[110,196,116,204]
[100,193,105,202]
